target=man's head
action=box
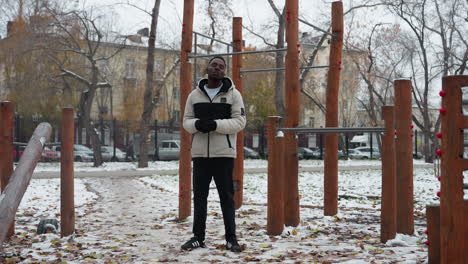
[206,56,226,81]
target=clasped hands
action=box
[195,119,217,133]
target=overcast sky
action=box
[80,0,396,48]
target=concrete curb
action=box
[32,163,433,179]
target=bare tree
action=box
[137,0,162,168]
[43,9,126,166]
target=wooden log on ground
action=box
[0,122,52,245]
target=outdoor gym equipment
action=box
[266,78,414,242]
[177,0,340,228]
[0,104,76,245]
[426,75,468,264]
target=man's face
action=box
[206,58,226,80]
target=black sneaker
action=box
[181,237,205,250]
[226,237,242,252]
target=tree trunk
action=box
[78,66,103,167]
[274,8,286,117]
[138,0,162,168]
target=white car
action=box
[100,146,126,162]
[51,144,94,162]
[349,147,381,159]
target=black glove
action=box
[195,119,217,133]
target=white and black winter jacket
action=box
[183,77,246,158]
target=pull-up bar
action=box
[188,48,287,59]
[240,65,329,73]
[299,18,332,37]
[193,31,233,47]
[277,127,386,133]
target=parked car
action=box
[298,147,315,159]
[13,145,59,162]
[100,146,126,162]
[244,146,259,159]
[52,144,94,162]
[157,140,180,161]
[41,147,60,162]
[349,147,381,159]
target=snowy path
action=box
[2,163,434,263]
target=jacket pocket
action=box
[226,135,232,148]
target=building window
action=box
[125,58,136,79]
[174,110,180,122]
[309,117,315,128]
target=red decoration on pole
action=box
[286,16,290,21]
[338,67,342,71]
[425,229,429,235]
[182,29,186,33]
[411,133,414,137]
[439,108,446,115]
[437,191,441,197]
[437,176,441,181]
[394,131,398,135]
[182,23,186,27]
[296,43,301,47]
[425,241,430,246]
[338,61,342,64]
[410,124,414,129]
[436,132,442,139]
[436,149,442,156]
[439,90,446,97]
[298,50,301,54]
[286,10,291,14]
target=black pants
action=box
[192,157,236,241]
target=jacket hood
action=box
[197,77,233,94]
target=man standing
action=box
[181,56,246,252]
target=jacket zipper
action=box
[226,135,232,148]
[200,85,228,158]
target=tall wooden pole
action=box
[324,1,344,216]
[232,17,244,209]
[0,101,14,237]
[439,75,468,263]
[178,0,194,220]
[394,79,414,234]
[267,116,284,235]
[381,106,396,243]
[426,204,441,264]
[61,108,75,237]
[0,123,52,246]
[283,0,300,227]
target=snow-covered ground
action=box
[2,160,437,263]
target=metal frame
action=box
[298,18,333,37]
[277,127,386,134]
[240,65,329,73]
[188,48,287,59]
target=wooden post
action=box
[178,0,194,220]
[0,123,52,246]
[283,0,300,227]
[439,75,468,263]
[267,116,284,235]
[61,108,75,237]
[381,106,396,243]
[426,204,440,264]
[394,79,414,234]
[324,1,344,216]
[232,17,244,209]
[0,101,14,237]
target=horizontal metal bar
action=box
[188,48,287,59]
[193,31,233,47]
[240,65,329,73]
[298,18,333,37]
[277,127,386,133]
[240,68,284,73]
[301,65,329,70]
